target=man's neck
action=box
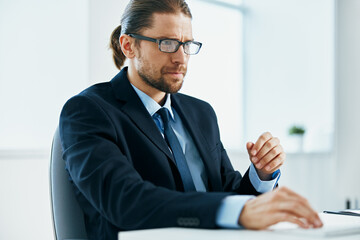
[127,65,167,105]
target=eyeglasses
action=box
[128,33,202,55]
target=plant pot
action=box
[291,134,304,152]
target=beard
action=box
[138,68,185,94]
[136,55,187,94]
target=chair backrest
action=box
[50,127,88,240]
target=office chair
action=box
[50,127,88,240]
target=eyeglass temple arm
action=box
[128,34,158,43]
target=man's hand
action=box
[246,132,285,180]
[238,186,323,229]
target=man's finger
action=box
[251,132,273,156]
[266,212,312,229]
[263,152,285,172]
[273,189,323,228]
[255,144,283,170]
[238,187,323,230]
[246,142,254,156]
[279,204,322,228]
[255,137,280,161]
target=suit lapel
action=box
[171,94,223,191]
[110,68,222,190]
[110,68,175,162]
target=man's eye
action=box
[162,40,174,45]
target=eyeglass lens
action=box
[185,42,201,55]
[160,40,177,53]
[159,40,200,54]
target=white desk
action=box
[118,213,360,240]
[118,228,360,240]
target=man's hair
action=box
[110,0,192,70]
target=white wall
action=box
[238,0,360,211]
[335,0,360,209]
[229,151,337,211]
[0,0,89,151]
[238,0,338,211]
[242,0,335,153]
[0,156,52,240]
[89,0,127,84]
[0,0,89,239]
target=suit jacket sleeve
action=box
[60,94,231,232]
[220,142,261,195]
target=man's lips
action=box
[162,66,186,78]
[166,71,184,75]
[164,71,185,77]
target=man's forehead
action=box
[142,12,193,39]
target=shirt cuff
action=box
[249,163,281,193]
[216,195,254,228]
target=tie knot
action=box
[157,107,170,124]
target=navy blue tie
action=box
[157,108,196,192]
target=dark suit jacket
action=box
[59,67,261,240]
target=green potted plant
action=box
[288,125,305,152]
[289,125,305,136]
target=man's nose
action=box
[171,45,189,64]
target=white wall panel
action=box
[0,0,89,151]
[335,0,360,208]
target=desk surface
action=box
[118,213,360,240]
[118,228,360,240]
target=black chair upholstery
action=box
[50,127,88,240]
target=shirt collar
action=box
[131,83,175,120]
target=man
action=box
[59,0,322,239]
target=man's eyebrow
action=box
[156,35,195,41]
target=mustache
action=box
[162,66,187,74]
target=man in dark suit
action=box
[59,0,323,239]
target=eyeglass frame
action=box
[127,33,202,55]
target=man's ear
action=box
[119,34,136,59]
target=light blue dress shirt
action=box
[131,84,280,228]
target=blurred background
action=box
[0,0,359,239]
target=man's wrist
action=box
[249,163,281,193]
[216,195,254,228]
[256,168,272,181]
